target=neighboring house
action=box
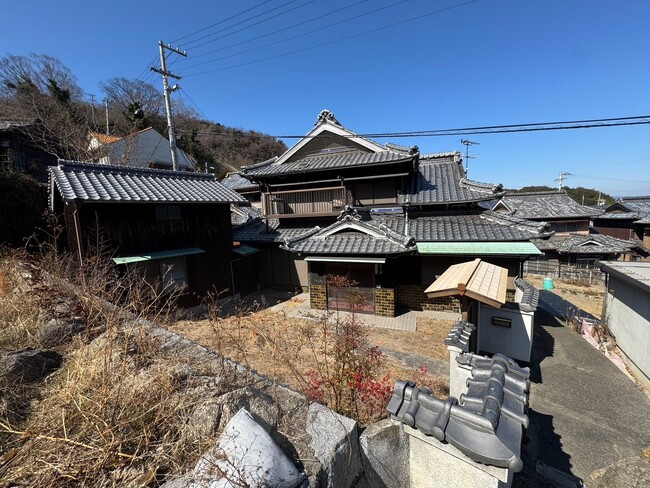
[598,261,650,389]
[593,196,650,251]
[89,127,196,171]
[0,120,58,182]
[491,190,594,234]
[233,110,551,317]
[490,190,645,275]
[49,161,245,306]
[529,234,646,279]
[221,171,262,208]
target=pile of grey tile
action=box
[386,325,530,487]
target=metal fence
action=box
[523,260,606,285]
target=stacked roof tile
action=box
[280,212,417,255]
[242,150,412,177]
[399,157,503,205]
[532,233,642,254]
[496,191,594,219]
[370,210,551,242]
[598,196,650,223]
[49,161,245,204]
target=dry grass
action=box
[525,274,604,319]
[0,248,235,486]
[368,316,452,362]
[170,306,452,407]
[0,252,43,351]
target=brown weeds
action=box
[0,246,227,486]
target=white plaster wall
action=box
[477,305,534,363]
[104,129,194,169]
[605,277,650,382]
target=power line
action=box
[173,115,650,140]
[180,0,411,72]
[134,0,274,81]
[170,0,274,44]
[184,0,480,77]
[182,0,313,51]
[183,0,371,64]
[178,86,210,122]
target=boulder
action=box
[164,408,305,488]
[37,317,87,347]
[358,419,409,488]
[0,348,62,383]
[306,402,362,488]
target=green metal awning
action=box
[305,256,386,264]
[233,244,260,256]
[112,247,204,265]
[417,242,542,256]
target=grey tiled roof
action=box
[532,234,642,254]
[231,205,262,227]
[49,161,245,204]
[398,157,503,205]
[370,210,552,242]
[497,191,594,219]
[221,172,259,192]
[242,150,413,177]
[233,219,314,243]
[284,233,412,255]
[600,196,650,223]
[593,211,639,220]
[281,212,416,256]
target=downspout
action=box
[72,206,84,267]
[404,204,410,237]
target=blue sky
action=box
[3,0,650,197]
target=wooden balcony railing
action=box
[262,186,348,218]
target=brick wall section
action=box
[396,284,461,313]
[310,284,327,310]
[375,288,395,317]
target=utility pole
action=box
[555,172,572,190]
[151,41,187,171]
[87,93,97,126]
[104,100,110,135]
[460,139,479,176]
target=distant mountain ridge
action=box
[506,186,614,206]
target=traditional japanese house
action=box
[491,190,594,235]
[233,110,551,317]
[490,191,647,273]
[592,196,650,252]
[49,161,245,305]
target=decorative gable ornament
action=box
[315,109,341,126]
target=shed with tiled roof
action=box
[49,161,245,305]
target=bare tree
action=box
[0,54,92,160]
[100,78,165,134]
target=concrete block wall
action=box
[396,284,461,313]
[375,288,395,317]
[310,284,327,310]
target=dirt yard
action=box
[525,274,605,319]
[169,307,453,400]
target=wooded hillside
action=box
[0,54,286,176]
[508,185,614,206]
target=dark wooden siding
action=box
[69,202,233,298]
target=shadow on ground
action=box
[513,307,580,487]
[538,289,597,321]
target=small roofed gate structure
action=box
[425,258,508,313]
[425,259,536,362]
